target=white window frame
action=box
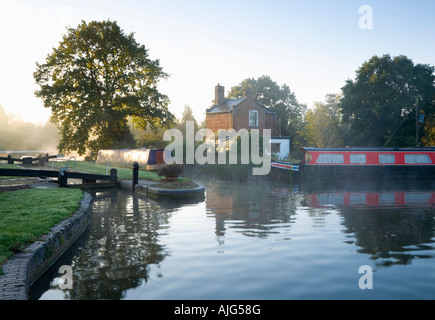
[249,110,258,127]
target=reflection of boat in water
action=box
[307,190,435,209]
[270,188,289,197]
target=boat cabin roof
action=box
[302,147,435,152]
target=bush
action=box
[158,164,184,179]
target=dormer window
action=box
[249,110,258,127]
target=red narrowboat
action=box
[299,147,435,181]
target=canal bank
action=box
[0,175,205,300]
[0,191,92,300]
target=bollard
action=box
[110,168,118,182]
[22,156,33,166]
[39,153,48,166]
[59,168,68,187]
[132,162,139,189]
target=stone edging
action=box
[0,192,93,300]
[136,182,205,197]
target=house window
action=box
[316,154,344,164]
[350,154,366,164]
[271,143,281,154]
[249,110,258,127]
[379,154,395,164]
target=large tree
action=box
[300,94,343,148]
[340,54,435,147]
[227,75,306,149]
[34,20,174,156]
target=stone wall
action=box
[0,192,93,300]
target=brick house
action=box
[206,84,278,135]
[205,84,290,159]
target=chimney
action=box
[215,84,225,105]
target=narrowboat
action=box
[298,147,435,181]
[96,148,168,170]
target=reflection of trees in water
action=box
[205,181,299,238]
[64,190,174,300]
[341,208,435,267]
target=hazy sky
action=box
[1,0,435,124]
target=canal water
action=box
[30,179,435,300]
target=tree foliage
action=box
[132,105,199,149]
[300,94,343,147]
[340,54,435,147]
[34,20,174,156]
[227,75,306,149]
[177,105,198,133]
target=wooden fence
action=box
[0,168,118,188]
[0,153,58,166]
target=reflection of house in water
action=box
[206,186,241,237]
[205,182,297,238]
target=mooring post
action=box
[22,156,32,166]
[132,162,139,189]
[59,167,68,187]
[110,168,118,183]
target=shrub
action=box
[158,164,184,180]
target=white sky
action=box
[1,0,435,124]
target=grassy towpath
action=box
[0,188,83,272]
[51,160,194,187]
[50,161,161,180]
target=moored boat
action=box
[298,147,435,182]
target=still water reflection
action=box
[31,180,435,300]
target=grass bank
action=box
[51,161,191,186]
[51,161,160,180]
[0,188,83,272]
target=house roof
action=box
[207,96,276,114]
